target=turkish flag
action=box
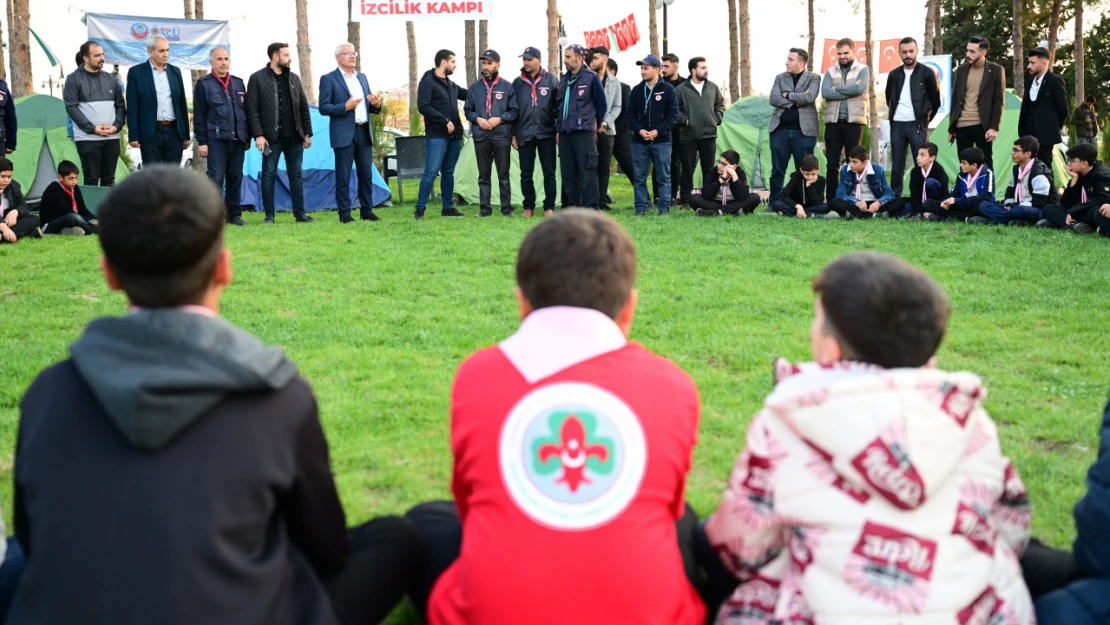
[878,39,903,74]
[819,38,871,73]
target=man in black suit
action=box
[1018,47,1068,166]
[607,58,635,195]
[126,36,190,167]
[948,36,1005,169]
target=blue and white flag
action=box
[83,12,230,70]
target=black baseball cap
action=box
[589,46,610,57]
[520,47,542,60]
[480,49,500,62]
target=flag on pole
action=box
[20,17,60,67]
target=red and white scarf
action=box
[483,76,501,117]
[519,69,546,107]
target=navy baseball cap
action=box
[520,47,542,60]
[480,49,500,62]
[636,54,662,68]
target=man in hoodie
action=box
[980,136,1057,225]
[1038,142,1110,235]
[465,49,518,217]
[589,47,622,212]
[829,145,898,219]
[675,57,726,207]
[702,251,1035,625]
[629,55,679,216]
[512,47,558,218]
[555,44,607,209]
[416,49,469,219]
[10,166,426,625]
[822,38,871,202]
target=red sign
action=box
[878,38,904,74]
[583,13,640,52]
[819,38,871,74]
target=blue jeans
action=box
[260,138,306,219]
[980,201,1042,224]
[632,142,672,213]
[140,124,185,168]
[769,128,817,202]
[416,138,463,213]
[206,139,246,220]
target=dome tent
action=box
[716,96,828,191]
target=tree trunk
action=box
[726,0,739,101]
[192,0,207,174]
[807,0,815,71]
[0,19,8,82]
[8,0,32,97]
[464,20,477,85]
[923,0,935,56]
[478,20,488,57]
[546,0,559,76]
[1073,0,1084,104]
[4,5,13,85]
[933,0,943,55]
[648,0,659,57]
[295,0,315,104]
[738,0,751,97]
[348,0,362,71]
[865,0,879,158]
[407,21,419,133]
[1012,0,1024,95]
[1047,0,1063,65]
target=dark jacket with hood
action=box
[511,68,558,143]
[464,75,518,141]
[417,68,467,140]
[1060,161,1110,214]
[780,170,827,208]
[11,309,347,625]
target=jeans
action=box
[416,137,464,213]
[955,125,993,169]
[769,128,817,202]
[633,142,672,213]
[889,120,928,197]
[824,122,863,201]
[979,202,1042,224]
[206,139,246,221]
[139,124,185,167]
[474,138,513,215]
[333,124,378,219]
[75,139,121,187]
[679,137,718,204]
[260,138,306,219]
[518,137,557,211]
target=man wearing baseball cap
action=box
[589,46,622,211]
[555,44,608,209]
[512,47,559,217]
[464,49,518,217]
[629,55,679,216]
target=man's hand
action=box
[345,95,361,111]
[985,129,998,142]
[3,210,17,227]
[795,205,807,219]
[488,117,502,129]
[941,197,955,209]
[303,136,312,149]
[367,93,381,108]
[0,224,14,243]
[1100,204,1110,218]
[198,145,209,158]
[855,200,868,211]
[477,118,492,131]
[511,137,519,150]
[868,201,881,214]
[948,133,955,145]
[446,121,456,134]
[648,130,659,141]
[182,140,191,150]
[639,129,652,140]
[256,137,268,152]
[129,141,140,148]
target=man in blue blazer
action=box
[319,43,382,223]
[127,36,190,167]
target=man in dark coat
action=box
[1018,47,1069,166]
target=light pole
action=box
[657,0,676,56]
[558,16,568,73]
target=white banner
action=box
[920,55,953,130]
[83,12,230,70]
[351,0,492,21]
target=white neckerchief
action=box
[499,306,627,384]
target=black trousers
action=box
[475,138,513,215]
[680,138,718,203]
[829,197,903,219]
[1043,202,1100,229]
[1020,538,1082,601]
[333,125,377,219]
[597,134,615,208]
[559,132,599,209]
[322,516,427,625]
[76,139,121,187]
[889,121,928,197]
[690,192,761,216]
[0,211,40,241]
[919,198,980,221]
[824,122,864,201]
[518,137,557,211]
[955,124,994,169]
[613,134,635,186]
[140,124,186,167]
[769,199,832,217]
[42,213,96,235]
[1036,143,1056,169]
[404,501,699,620]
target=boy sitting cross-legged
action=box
[889,142,949,219]
[702,251,1035,625]
[930,147,1001,224]
[690,149,762,216]
[769,155,830,218]
[980,136,1058,226]
[40,160,98,236]
[828,146,899,219]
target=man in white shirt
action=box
[884,37,940,197]
[126,36,190,167]
[319,43,383,223]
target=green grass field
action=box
[1,177,1108,622]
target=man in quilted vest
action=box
[821,39,870,202]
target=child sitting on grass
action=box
[930,147,1000,224]
[690,150,762,216]
[40,160,97,236]
[0,157,40,244]
[702,251,1034,624]
[769,155,829,218]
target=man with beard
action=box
[884,37,940,197]
[589,47,622,211]
[415,50,469,219]
[821,38,870,202]
[465,50,518,217]
[948,36,1005,170]
[65,41,126,187]
[674,57,725,206]
[1017,47,1068,166]
[555,44,607,209]
[656,53,686,206]
[512,47,559,218]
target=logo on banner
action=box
[130,23,181,42]
[130,23,149,40]
[499,382,647,531]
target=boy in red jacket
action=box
[406,210,705,625]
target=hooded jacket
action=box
[464,75,518,141]
[417,68,467,140]
[780,170,827,208]
[1060,161,1110,213]
[11,309,347,625]
[705,360,1034,625]
[675,78,725,141]
[511,68,558,143]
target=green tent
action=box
[12,94,128,205]
[717,96,827,191]
[454,138,563,206]
[923,89,1023,201]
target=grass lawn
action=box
[1,176,1108,622]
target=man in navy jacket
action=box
[193,47,249,226]
[628,55,679,216]
[464,49,518,217]
[554,44,606,209]
[319,43,383,223]
[127,36,190,166]
[511,47,558,217]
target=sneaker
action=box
[842,212,854,221]
[361,211,382,222]
[658,210,670,216]
[875,212,890,219]
[966,216,990,225]
[501,210,514,217]
[478,211,492,218]
[60,226,86,236]
[681,203,692,211]
[1073,223,1093,234]
[633,211,646,217]
[31,227,43,238]
[295,215,316,223]
[340,214,356,224]
[227,217,247,226]
[901,213,923,221]
[599,204,612,211]
[695,208,721,217]
[925,213,945,222]
[441,208,465,218]
[1006,220,1027,227]
[263,216,276,224]
[825,212,841,219]
[414,211,425,220]
[1035,218,1053,228]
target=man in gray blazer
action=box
[768,48,821,203]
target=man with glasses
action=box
[319,43,383,223]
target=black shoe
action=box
[501,210,514,217]
[340,214,356,224]
[295,215,315,223]
[658,210,670,216]
[263,216,275,224]
[634,211,646,217]
[227,217,247,226]
[875,212,891,219]
[966,216,990,225]
[414,211,425,220]
[695,208,721,217]
[599,204,612,211]
[361,211,382,222]
[478,211,492,218]
[441,208,465,218]
[1073,222,1093,234]
[1035,218,1053,228]
[681,203,692,211]
[925,213,945,222]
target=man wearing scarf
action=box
[511,47,559,218]
[555,44,607,209]
[465,49,519,217]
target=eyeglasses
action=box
[718,161,730,166]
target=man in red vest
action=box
[406,210,705,625]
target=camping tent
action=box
[454,138,563,206]
[240,105,391,211]
[717,96,828,191]
[11,95,129,204]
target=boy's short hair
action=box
[98,167,225,308]
[1066,142,1098,166]
[813,252,950,368]
[799,155,820,172]
[1014,135,1039,156]
[0,158,13,173]
[958,147,986,166]
[516,210,636,320]
[58,160,80,178]
[847,146,869,162]
[720,150,740,165]
[918,142,938,158]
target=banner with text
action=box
[351,0,492,21]
[583,13,640,53]
[83,12,230,69]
